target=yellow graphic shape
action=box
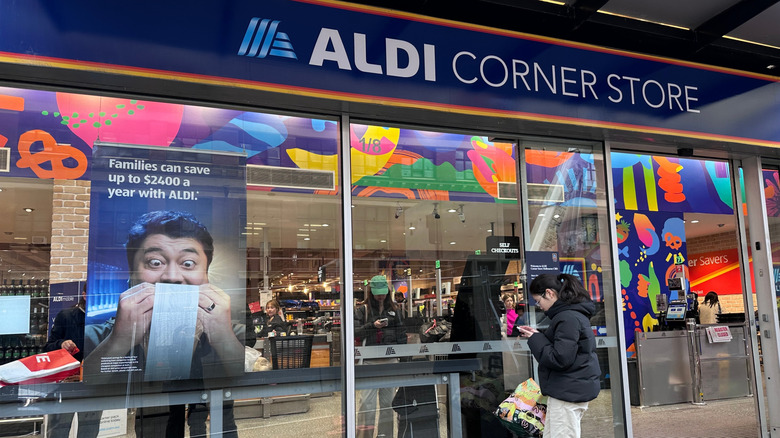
[286,148,339,179]
[642,313,659,332]
[350,126,400,183]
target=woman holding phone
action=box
[354,275,407,438]
[516,273,600,438]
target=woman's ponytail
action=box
[556,273,591,304]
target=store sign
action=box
[525,251,560,282]
[486,236,521,259]
[0,1,779,146]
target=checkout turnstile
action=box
[631,323,752,406]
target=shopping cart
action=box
[268,335,313,369]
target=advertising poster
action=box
[83,143,246,383]
[688,248,755,296]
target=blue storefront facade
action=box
[0,1,779,437]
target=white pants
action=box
[542,396,589,438]
[357,386,396,437]
[356,358,399,437]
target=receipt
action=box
[144,283,199,381]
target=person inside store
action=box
[516,273,601,438]
[699,291,722,324]
[259,299,289,337]
[394,292,407,317]
[354,274,407,438]
[44,283,102,438]
[82,210,246,436]
[502,293,520,337]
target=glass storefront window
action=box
[349,123,527,438]
[348,124,627,437]
[1,81,769,438]
[0,86,345,437]
[612,151,760,434]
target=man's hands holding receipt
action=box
[109,282,235,347]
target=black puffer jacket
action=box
[527,300,600,403]
[354,303,407,346]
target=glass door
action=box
[523,140,625,437]
[347,123,628,437]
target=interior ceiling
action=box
[344,0,780,78]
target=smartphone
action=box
[377,318,388,324]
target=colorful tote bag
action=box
[494,377,548,437]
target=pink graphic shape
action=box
[633,213,656,248]
[56,93,184,148]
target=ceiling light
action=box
[767,64,776,70]
[409,225,416,230]
[322,223,329,227]
[447,208,457,213]
[690,220,699,224]
[449,241,456,245]
[23,208,34,213]
[380,239,387,243]
[553,214,560,219]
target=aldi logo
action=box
[385,347,397,355]
[419,345,429,354]
[238,18,297,59]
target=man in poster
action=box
[83,210,245,383]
